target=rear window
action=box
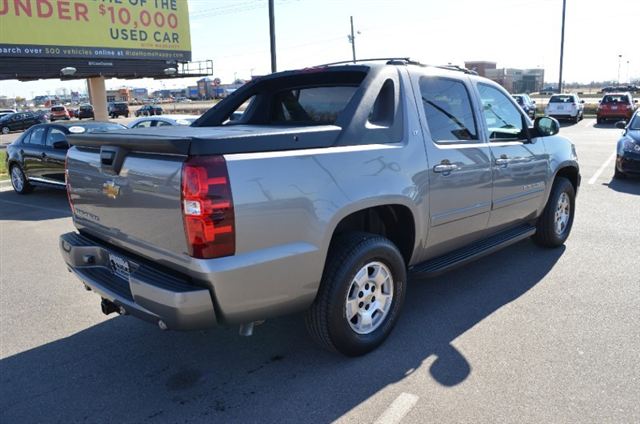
[549,95,574,103]
[51,106,65,111]
[82,123,127,133]
[602,95,629,104]
[271,86,358,125]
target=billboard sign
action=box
[0,0,191,61]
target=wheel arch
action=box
[326,200,417,266]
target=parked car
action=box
[545,93,584,123]
[0,111,45,134]
[108,102,130,118]
[512,93,537,119]
[50,105,70,121]
[68,108,78,119]
[135,104,164,117]
[60,60,580,356]
[77,104,95,120]
[5,121,127,194]
[128,115,198,128]
[596,93,637,124]
[614,111,640,178]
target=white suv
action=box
[545,93,584,123]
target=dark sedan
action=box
[0,112,45,134]
[135,104,163,117]
[77,104,95,120]
[512,94,537,119]
[614,111,640,179]
[5,121,126,194]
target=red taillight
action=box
[64,155,74,214]
[181,156,235,259]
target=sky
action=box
[1,0,638,98]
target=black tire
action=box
[1,126,9,135]
[614,163,626,179]
[305,232,407,356]
[573,114,579,124]
[532,177,575,248]
[9,164,33,194]
[596,117,602,125]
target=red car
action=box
[50,105,70,121]
[597,92,638,124]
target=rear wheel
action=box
[10,165,33,194]
[305,232,407,356]
[532,177,575,248]
[1,126,9,134]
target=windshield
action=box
[549,95,574,103]
[630,114,640,130]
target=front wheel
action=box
[305,232,407,356]
[1,126,9,135]
[10,165,33,194]
[614,163,626,179]
[532,177,575,248]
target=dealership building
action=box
[465,61,544,93]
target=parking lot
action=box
[0,119,638,423]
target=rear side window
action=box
[131,120,152,128]
[420,77,478,142]
[26,127,46,145]
[271,86,358,125]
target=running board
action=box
[410,224,536,278]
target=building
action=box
[465,61,544,93]
[131,88,149,101]
[106,88,131,103]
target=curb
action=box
[0,179,11,189]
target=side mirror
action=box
[635,99,638,103]
[533,116,560,137]
[580,100,585,104]
[615,121,627,130]
[53,140,69,149]
[532,100,536,104]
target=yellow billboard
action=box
[0,0,191,61]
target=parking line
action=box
[373,393,419,424]
[0,198,69,215]
[588,152,616,185]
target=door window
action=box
[419,77,478,143]
[46,128,67,147]
[131,120,152,128]
[155,121,172,127]
[26,127,45,145]
[477,84,525,141]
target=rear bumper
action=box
[60,232,217,330]
[597,112,633,120]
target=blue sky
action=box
[1,0,638,97]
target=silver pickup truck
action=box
[60,59,580,356]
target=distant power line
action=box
[190,0,302,19]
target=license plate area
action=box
[108,253,130,280]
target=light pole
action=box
[348,16,357,63]
[268,0,277,73]
[558,0,566,93]
[626,60,630,84]
[617,54,622,85]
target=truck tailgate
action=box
[66,147,188,258]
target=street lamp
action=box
[617,54,622,85]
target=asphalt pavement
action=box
[0,119,638,423]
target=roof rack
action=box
[315,58,478,75]
[434,65,478,75]
[316,57,424,67]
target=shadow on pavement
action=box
[603,176,640,194]
[0,187,70,221]
[0,240,564,423]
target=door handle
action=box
[495,155,509,167]
[433,163,459,173]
